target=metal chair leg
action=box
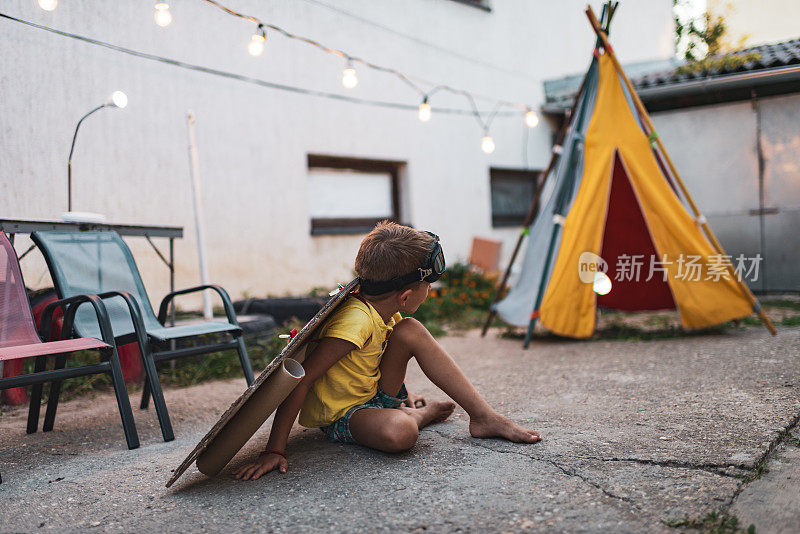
[139,347,174,442]
[105,347,140,449]
[236,337,255,386]
[26,355,49,434]
[42,353,68,432]
[140,379,151,410]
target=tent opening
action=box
[597,151,676,311]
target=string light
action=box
[198,1,533,117]
[248,24,266,56]
[525,109,540,128]
[193,0,542,154]
[418,97,431,122]
[1,12,513,118]
[341,60,358,89]
[481,134,496,154]
[0,10,538,155]
[37,0,57,11]
[154,2,172,27]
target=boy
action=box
[235,221,540,481]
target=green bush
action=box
[412,262,500,334]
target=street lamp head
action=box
[109,91,128,109]
[68,91,128,212]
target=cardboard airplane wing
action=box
[166,278,359,488]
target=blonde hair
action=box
[355,220,434,283]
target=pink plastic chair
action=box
[0,232,138,482]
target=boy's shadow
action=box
[168,424,432,496]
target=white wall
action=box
[0,0,673,306]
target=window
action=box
[490,168,541,227]
[307,155,403,235]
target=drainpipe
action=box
[187,111,214,320]
[751,91,767,293]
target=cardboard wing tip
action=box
[165,471,180,488]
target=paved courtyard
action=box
[1,327,799,532]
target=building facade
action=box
[1,1,673,304]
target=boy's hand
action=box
[233,453,288,481]
[404,391,427,409]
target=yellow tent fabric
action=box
[539,53,753,339]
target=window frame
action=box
[307,154,403,236]
[489,167,542,228]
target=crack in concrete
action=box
[422,428,641,511]
[421,407,800,530]
[654,412,800,530]
[724,410,800,509]
[540,456,640,508]
[566,455,742,478]
[423,428,741,477]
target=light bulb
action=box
[38,0,57,11]
[154,2,172,27]
[418,101,432,122]
[592,272,612,295]
[525,109,539,128]
[248,33,266,56]
[481,135,495,154]
[109,91,128,109]
[342,65,358,89]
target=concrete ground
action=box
[1,326,799,533]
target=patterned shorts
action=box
[320,384,409,444]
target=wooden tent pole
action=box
[584,6,776,335]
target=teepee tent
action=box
[489,5,775,346]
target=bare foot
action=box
[402,400,455,429]
[469,412,541,443]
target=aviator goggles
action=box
[359,232,446,296]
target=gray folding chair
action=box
[32,231,254,442]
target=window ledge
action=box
[448,0,491,12]
[311,226,374,236]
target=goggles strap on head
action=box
[359,231,445,296]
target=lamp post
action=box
[67,91,128,213]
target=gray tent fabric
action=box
[494,58,600,327]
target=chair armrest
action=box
[40,294,116,347]
[157,284,239,327]
[93,290,152,345]
[86,290,154,355]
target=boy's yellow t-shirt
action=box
[298,295,402,428]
